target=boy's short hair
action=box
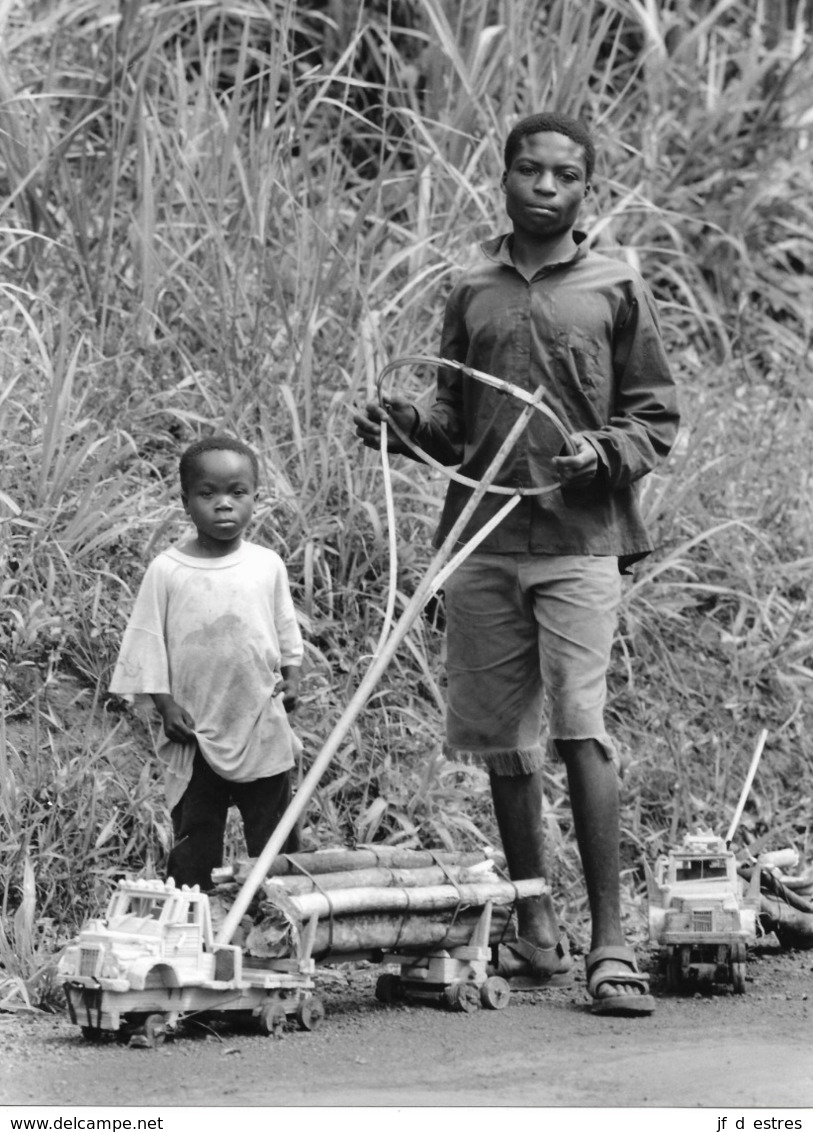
[504,112,595,180]
[180,434,260,493]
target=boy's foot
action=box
[585,946,655,1015]
[494,934,574,988]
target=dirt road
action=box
[2,943,812,1109]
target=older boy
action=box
[110,435,303,889]
[355,112,679,1014]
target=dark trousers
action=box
[167,749,299,889]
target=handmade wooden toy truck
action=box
[57,877,324,1046]
[645,830,761,993]
[646,731,767,994]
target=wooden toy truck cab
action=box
[57,877,323,1046]
[645,831,761,994]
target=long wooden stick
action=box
[231,846,502,880]
[247,905,515,960]
[267,877,549,920]
[215,389,550,945]
[725,728,768,847]
[257,863,493,895]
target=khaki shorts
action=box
[443,553,621,776]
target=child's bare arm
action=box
[278,665,301,713]
[150,693,196,743]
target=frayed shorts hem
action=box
[443,743,545,777]
[443,734,621,777]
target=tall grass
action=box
[1,0,812,1000]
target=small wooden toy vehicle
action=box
[645,830,761,994]
[374,899,511,1013]
[57,877,324,1046]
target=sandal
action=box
[585,945,655,1016]
[495,934,574,988]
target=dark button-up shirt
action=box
[413,233,680,569]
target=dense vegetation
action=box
[1,0,812,1006]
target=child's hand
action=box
[152,694,196,743]
[278,666,301,714]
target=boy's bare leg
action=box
[558,737,645,999]
[489,769,561,950]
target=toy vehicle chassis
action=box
[63,960,325,1046]
[58,879,325,1047]
[661,934,747,995]
[373,900,511,1013]
[647,830,760,996]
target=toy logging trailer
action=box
[374,898,511,1013]
[58,877,323,1046]
[240,851,549,1015]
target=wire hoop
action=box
[376,354,575,497]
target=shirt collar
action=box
[481,230,589,272]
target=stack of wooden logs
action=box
[211,846,545,962]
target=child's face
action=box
[501,132,590,242]
[182,450,258,549]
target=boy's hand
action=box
[278,666,301,714]
[552,435,598,487]
[353,397,417,453]
[152,694,196,743]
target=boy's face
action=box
[501,132,590,242]
[182,450,258,548]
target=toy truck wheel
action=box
[130,1013,168,1049]
[295,994,325,1032]
[480,975,511,1010]
[730,941,746,994]
[375,973,403,1005]
[259,1001,288,1037]
[444,982,480,1013]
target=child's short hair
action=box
[180,435,260,493]
[504,112,596,180]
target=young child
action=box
[110,434,303,889]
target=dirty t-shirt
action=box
[109,542,304,811]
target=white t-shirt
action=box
[110,541,304,810]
